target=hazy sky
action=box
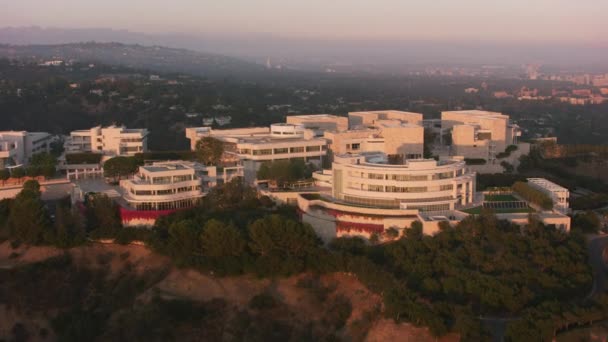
[2,0,607,43]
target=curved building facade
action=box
[298,153,476,239]
[332,154,475,212]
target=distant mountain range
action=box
[1,26,607,70]
[0,41,266,78]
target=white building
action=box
[326,153,475,211]
[526,178,570,214]
[298,152,476,240]
[120,161,244,211]
[120,162,204,211]
[66,125,149,156]
[441,110,521,161]
[0,131,52,169]
[186,124,328,181]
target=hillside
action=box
[0,42,266,78]
[0,242,455,342]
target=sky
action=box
[2,0,607,44]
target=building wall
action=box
[0,131,51,168]
[68,126,147,156]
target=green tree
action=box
[256,159,312,186]
[103,156,139,182]
[7,180,51,244]
[195,137,224,165]
[248,215,320,258]
[167,219,201,266]
[30,152,57,178]
[0,169,9,185]
[573,211,601,233]
[11,167,25,180]
[200,219,245,257]
[51,201,86,248]
[85,193,122,237]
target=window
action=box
[173,175,192,182]
[390,174,427,181]
[433,172,453,180]
[153,176,172,184]
[306,145,321,152]
[351,143,360,150]
[367,173,384,180]
[157,189,174,195]
[440,184,454,191]
[367,185,384,192]
[253,149,272,155]
[290,146,305,153]
[274,148,289,154]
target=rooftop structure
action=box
[526,178,570,214]
[66,125,149,156]
[348,110,423,128]
[286,114,348,133]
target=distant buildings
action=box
[66,125,149,156]
[493,91,512,99]
[0,131,52,169]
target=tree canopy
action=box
[195,137,224,165]
[103,156,140,182]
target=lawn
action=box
[484,194,519,202]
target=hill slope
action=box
[0,42,266,78]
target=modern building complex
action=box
[119,161,244,212]
[0,131,52,169]
[526,178,570,214]
[186,123,328,181]
[183,110,570,241]
[66,125,149,156]
[441,110,521,161]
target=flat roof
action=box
[527,178,569,192]
[288,114,344,119]
[442,110,507,119]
